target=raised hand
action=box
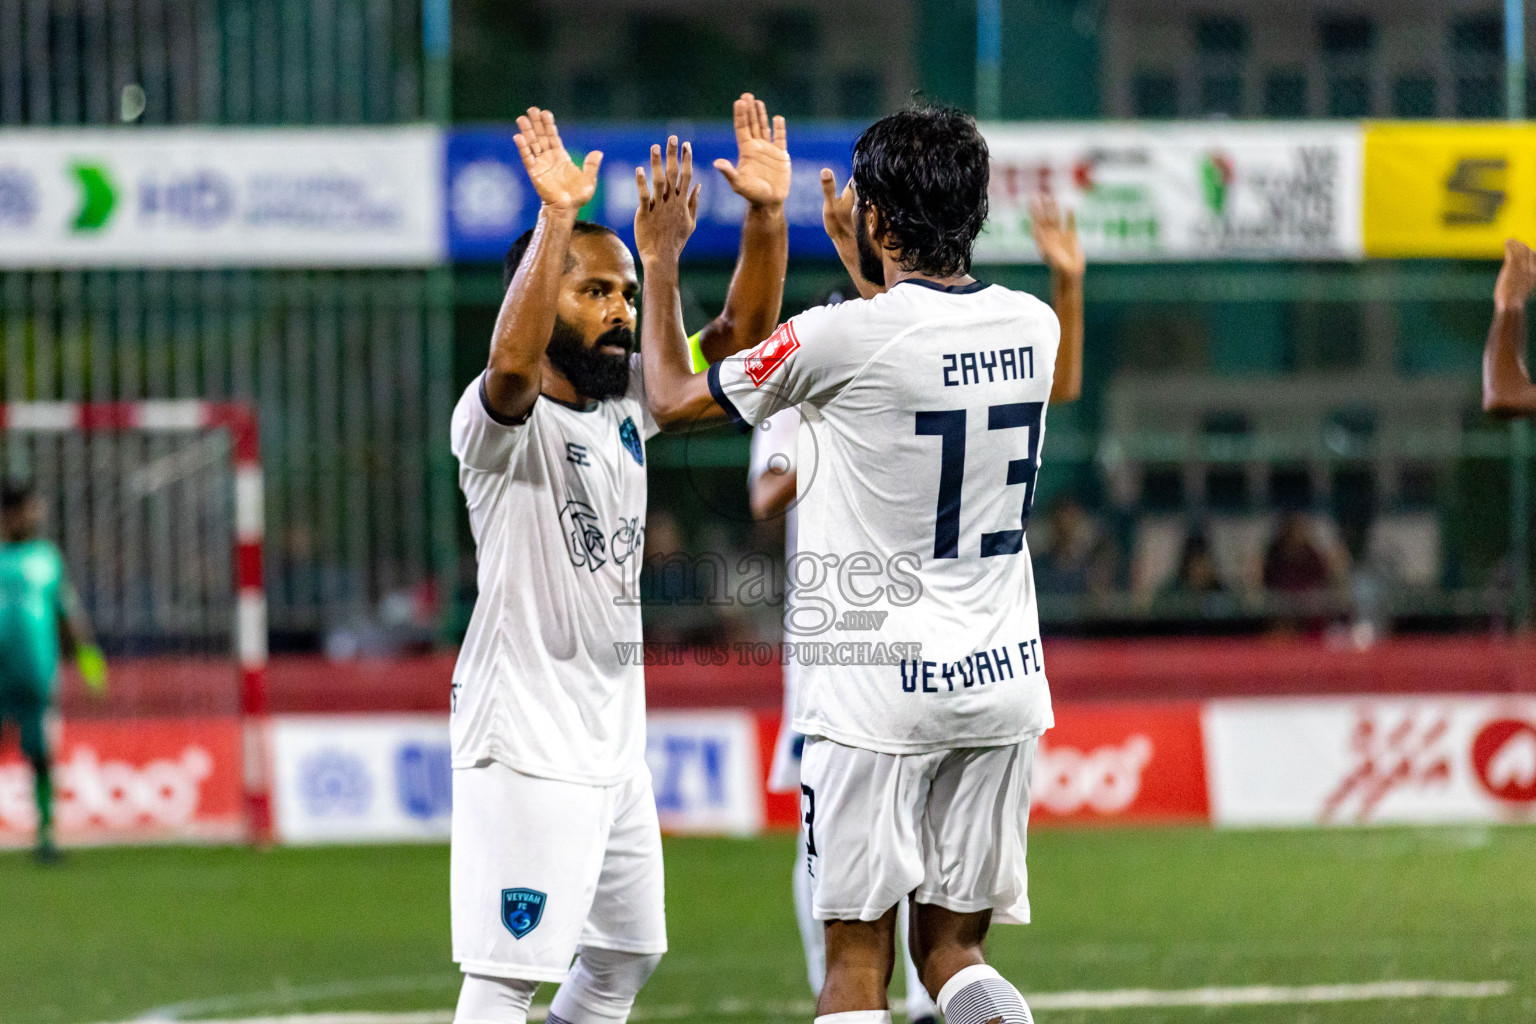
[1495,238,1536,310]
[820,168,856,247]
[514,107,602,211]
[635,135,701,265]
[1030,196,1085,278]
[714,93,791,208]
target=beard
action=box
[855,213,886,288]
[547,318,633,401]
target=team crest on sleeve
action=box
[745,321,800,387]
[501,888,546,939]
[619,416,644,466]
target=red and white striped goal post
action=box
[0,400,272,843]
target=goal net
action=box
[0,401,268,845]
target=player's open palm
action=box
[714,93,790,208]
[1495,238,1536,309]
[1030,196,1085,278]
[514,107,602,212]
[635,135,701,264]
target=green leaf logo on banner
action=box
[1200,152,1233,216]
[70,162,117,232]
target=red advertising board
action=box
[0,717,244,846]
[1028,702,1210,824]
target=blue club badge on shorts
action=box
[619,416,644,466]
[501,888,546,939]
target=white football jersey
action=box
[710,279,1059,754]
[749,406,804,792]
[449,354,657,784]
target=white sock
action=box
[454,973,537,1024]
[547,946,663,1024]
[937,964,1033,1024]
[813,1013,892,1024]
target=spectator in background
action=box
[1169,530,1226,595]
[1033,495,1119,598]
[1262,511,1334,594]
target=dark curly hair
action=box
[851,106,990,278]
[503,220,618,289]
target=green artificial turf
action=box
[2,827,1533,1024]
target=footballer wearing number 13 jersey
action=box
[637,107,1056,1024]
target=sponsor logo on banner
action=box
[1030,702,1209,823]
[0,127,444,268]
[1205,697,1536,826]
[0,717,242,845]
[646,710,765,835]
[446,126,854,263]
[1362,123,1536,257]
[270,715,454,843]
[978,124,1363,262]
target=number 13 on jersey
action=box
[915,402,1044,560]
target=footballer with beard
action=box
[447,97,791,1024]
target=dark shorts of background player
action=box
[0,685,53,762]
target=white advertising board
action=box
[1204,696,1536,826]
[978,123,1363,262]
[0,127,443,267]
[270,710,766,844]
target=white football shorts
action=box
[451,760,667,982]
[800,736,1038,924]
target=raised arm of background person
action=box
[693,94,791,362]
[483,107,603,422]
[1032,197,1085,405]
[637,137,733,431]
[1484,238,1536,417]
[820,169,883,300]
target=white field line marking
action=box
[1027,979,1513,1010]
[124,979,1512,1024]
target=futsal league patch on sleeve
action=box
[502,888,546,939]
[619,416,644,466]
[745,321,800,387]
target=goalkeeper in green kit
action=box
[0,480,106,863]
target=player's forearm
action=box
[750,467,797,521]
[1483,303,1536,416]
[485,206,576,417]
[641,257,730,430]
[698,203,789,361]
[1049,268,1084,405]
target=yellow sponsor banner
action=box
[1364,122,1536,258]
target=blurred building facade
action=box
[0,0,1529,646]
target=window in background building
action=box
[755,9,820,117]
[627,13,743,117]
[570,72,614,119]
[1451,12,1503,117]
[1263,71,1309,118]
[1194,15,1248,117]
[838,70,885,118]
[1133,71,1179,117]
[1202,411,1252,511]
[1289,301,1365,372]
[1320,16,1376,117]
[1392,73,1437,117]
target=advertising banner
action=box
[1031,702,1209,824]
[0,127,444,267]
[267,710,768,843]
[646,710,766,835]
[446,125,855,264]
[0,716,243,846]
[1204,696,1536,826]
[270,714,453,844]
[1362,122,1536,258]
[978,123,1364,262]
